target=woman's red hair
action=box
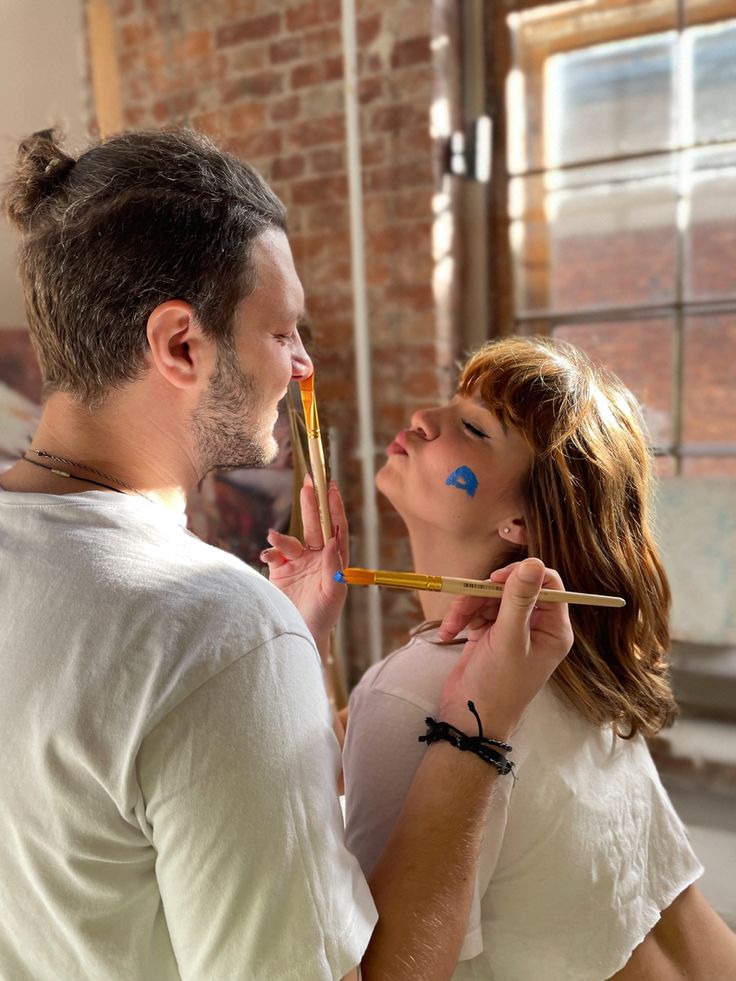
[459,336,676,738]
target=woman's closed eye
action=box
[462,419,490,439]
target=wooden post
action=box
[86,0,123,137]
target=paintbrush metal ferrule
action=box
[372,570,444,591]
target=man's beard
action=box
[192,342,278,477]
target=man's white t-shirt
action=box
[343,626,703,981]
[0,490,376,980]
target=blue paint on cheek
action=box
[334,570,346,583]
[445,466,479,498]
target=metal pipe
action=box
[340,0,383,665]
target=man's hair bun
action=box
[3,128,77,231]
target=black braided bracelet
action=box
[418,701,515,776]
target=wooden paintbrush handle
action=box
[307,436,332,544]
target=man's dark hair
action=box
[2,128,287,405]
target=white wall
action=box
[0,0,87,328]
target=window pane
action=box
[511,159,678,314]
[689,18,736,145]
[507,0,677,174]
[551,319,674,450]
[685,145,736,300]
[546,34,677,167]
[682,313,736,460]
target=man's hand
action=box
[260,475,348,655]
[437,558,574,739]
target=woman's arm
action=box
[609,884,736,981]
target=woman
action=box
[264,337,736,980]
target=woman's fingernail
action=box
[260,550,270,562]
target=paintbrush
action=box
[299,374,332,544]
[335,567,625,608]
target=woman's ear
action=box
[498,516,527,546]
[146,300,215,391]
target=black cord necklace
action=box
[18,449,154,504]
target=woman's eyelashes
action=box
[462,419,490,439]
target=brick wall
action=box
[89,0,460,677]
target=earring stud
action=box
[503,527,510,534]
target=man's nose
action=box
[290,332,313,381]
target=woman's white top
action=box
[343,626,703,981]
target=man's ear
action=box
[146,300,215,390]
[498,516,527,546]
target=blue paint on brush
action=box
[334,570,346,583]
[445,466,478,498]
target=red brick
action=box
[384,282,435,311]
[325,55,343,81]
[390,34,431,69]
[309,147,345,174]
[191,109,226,137]
[270,37,302,63]
[286,0,341,32]
[364,159,434,192]
[291,62,325,89]
[151,91,198,123]
[370,103,427,133]
[359,77,383,104]
[394,187,432,220]
[270,95,301,123]
[120,22,149,48]
[357,14,382,46]
[272,155,307,181]
[117,47,141,76]
[302,24,342,57]
[231,129,283,159]
[292,175,348,205]
[225,101,267,132]
[220,70,283,102]
[289,115,345,149]
[291,230,350,264]
[360,138,386,167]
[302,201,348,233]
[215,13,281,48]
[227,45,269,73]
[360,51,384,75]
[172,29,213,61]
[142,41,167,73]
[368,222,432,255]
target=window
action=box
[496,0,736,476]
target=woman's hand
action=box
[437,558,574,740]
[260,475,348,653]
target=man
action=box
[0,128,572,979]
